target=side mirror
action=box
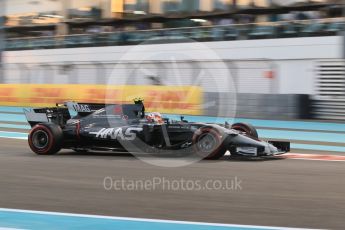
[180,116,188,123]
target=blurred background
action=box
[0,0,344,120]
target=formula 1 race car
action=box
[24,100,290,159]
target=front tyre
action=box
[28,123,63,155]
[231,123,258,139]
[230,123,259,157]
[192,127,226,160]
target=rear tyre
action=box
[192,127,226,160]
[231,123,258,139]
[28,123,63,155]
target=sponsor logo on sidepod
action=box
[90,128,143,141]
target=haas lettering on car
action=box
[91,128,143,141]
[73,104,91,112]
[66,102,91,113]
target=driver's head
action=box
[146,112,164,124]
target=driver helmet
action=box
[146,112,164,124]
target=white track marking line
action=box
[0,228,26,230]
[0,131,28,135]
[0,208,321,230]
[0,136,27,140]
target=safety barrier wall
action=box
[204,93,309,120]
[0,84,202,115]
[0,84,308,119]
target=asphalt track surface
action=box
[0,138,344,229]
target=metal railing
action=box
[5,18,345,51]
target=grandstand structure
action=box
[2,0,341,38]
[3,18,344,51]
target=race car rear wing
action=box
[24,101,146,127]
[24,109,49,125]
[24,106,71,127]
[24,102,101,127]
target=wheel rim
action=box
[197,132,218,153]
[32,130,49,149]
